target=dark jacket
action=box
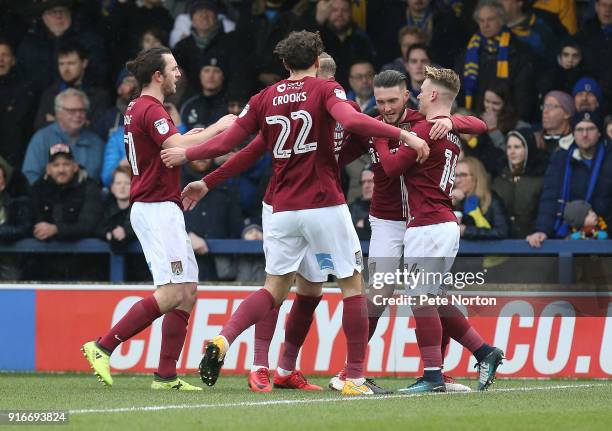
[0,158,32,242]
[180,90,229,129]
[31,170,103,240]
[367,2,467,68]
[235,8,308,90]
[96,193,135,252]
[577,18,612,113]
[462,192,510,240]
[173,28,236,94]
[181,164,243,240]
[349,198,371,240]
[537,62,587,99]
[534,140,612,237]
[492,128,548,238]
[34,81,110,131]
[0,69,36,167]
[317,24,377,90]
[462,134,506,179]
[16,21,107,92]
[456,36,536,121]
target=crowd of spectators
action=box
[0,0,610,282]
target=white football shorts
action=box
[367,215,406,286]
[131,201,198,286]
[262,203,326,283]
[263,204,362,279]
[402,221,460,296]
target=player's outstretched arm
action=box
[449,115,487,135]
[161,121,250,168]
[203,134,267,189]
[373,137,419,178]
[161,114,236,150]
[329,103,429,162]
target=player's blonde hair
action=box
[459,157,492,213]
[318,52,336,78]
[424,65,460,98]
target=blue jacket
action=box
[100,124,188,187]
[534,141,612,236]
[22,123,105,185]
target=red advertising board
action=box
[35,286,612,378]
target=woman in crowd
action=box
[453,156,509,240]
[492,128,547,238]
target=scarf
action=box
[192,24,220,50]
[463,195,491,228]
[406,7,433,36]
[554,142,606,237]
[510,13,537,38]
[463,28,511,109]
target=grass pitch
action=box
[0,374,611,431]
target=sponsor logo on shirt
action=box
[334,88,346,100]
[154,118,170,135]
[277,83,287,93]
[287,81,304,90]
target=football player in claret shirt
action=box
[81,47,234,390]
[163,31,430,395]
[374,66,504,393]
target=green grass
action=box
[0,374,611,431]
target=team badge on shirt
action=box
[334,89,346,100]
[154,118,170,135]
[170,260,183,276]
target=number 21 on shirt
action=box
[266,110,317,158]
[124,132,139,176]
[439,148,456,196]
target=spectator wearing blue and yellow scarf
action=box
[458,0,536,121]
[452,156,510,239]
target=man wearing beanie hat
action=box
[179,56,229,130]
[563,200,608,240]
[536,90,575,153]
[572,77,603,113]
[527,106,612,247]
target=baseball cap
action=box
[189,0,219,16]
[572,77,603,105]
[48,143,74,162]
[572,111,603,132]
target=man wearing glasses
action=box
[22,88,105,184]
[535,90,576,155]
[527,111,612,248]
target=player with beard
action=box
[373,66,504,392]
[81,47,234,390]
[324,69,485,392]
[162,31,431,395]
